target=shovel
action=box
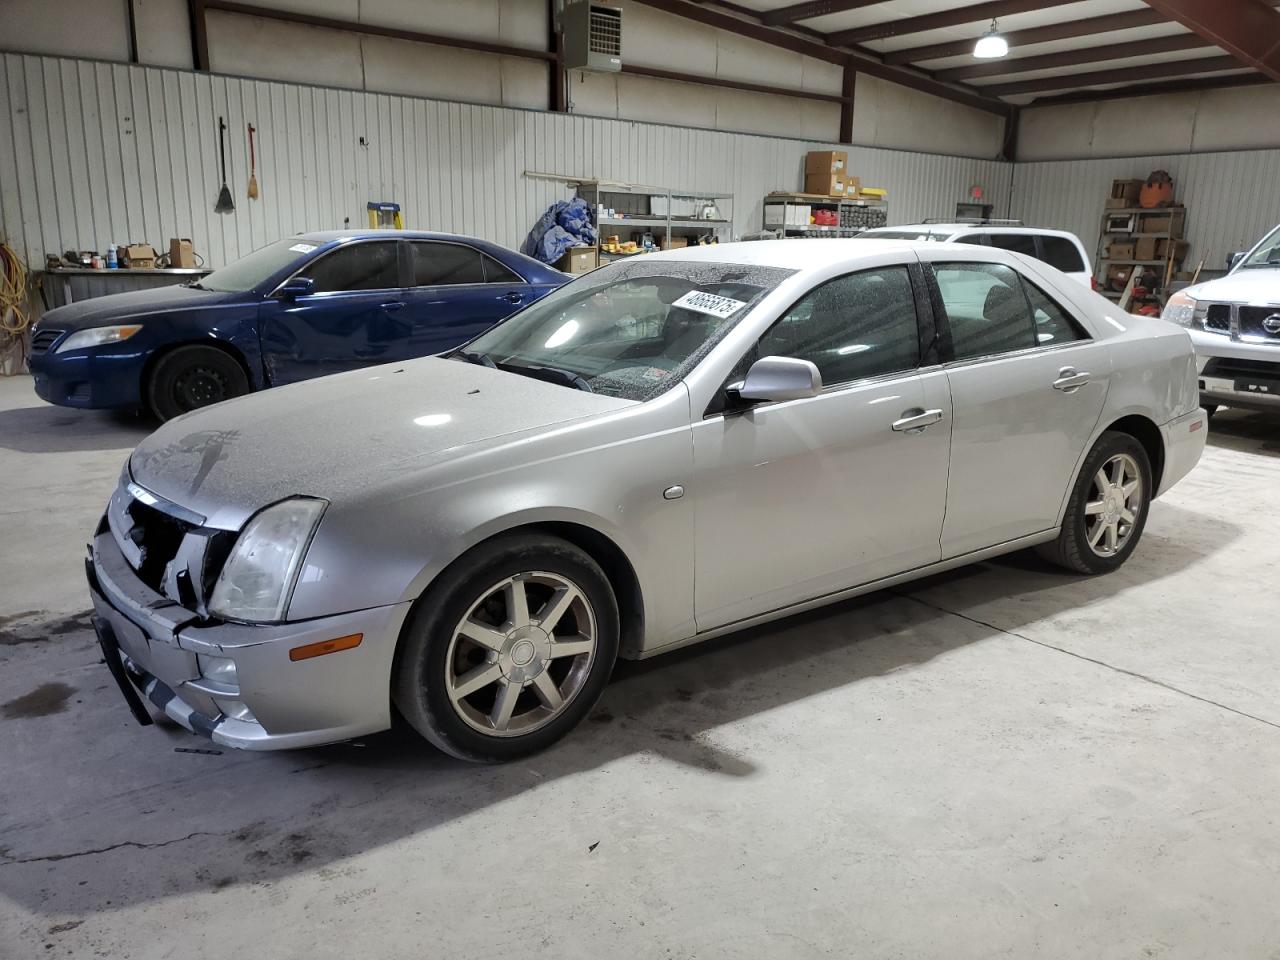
[247,123,259,200]
[214,116,234,214]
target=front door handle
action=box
[891,408,944,433]
[380,301,406,311]
[502,291,524,304]
[1053,367,1091,392]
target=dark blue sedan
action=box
[28,231,567,419]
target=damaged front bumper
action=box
[88,525,413,750]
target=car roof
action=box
[297,229,496,244]
[645,237,990,270]
[873,223,1081,240]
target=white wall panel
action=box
[1010,149,1280,273]
[0,52,1012,272]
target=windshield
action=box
[200,237,321,292]
[1241,224,1280,268]
[859,229,944,241]
[458,259,794,401]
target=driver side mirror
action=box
[1227,251,1245,271]
[729,356,823,405]
[276,276,315,300]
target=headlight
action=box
[208,498,327,623]
[1161,292,1202,327]
[55,324,144,353]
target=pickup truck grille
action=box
[1204,305,1231,333]
[1202,357,1280,379]
[1238,306,1280,340]
[29,329,64,355]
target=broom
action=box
[247,123,259,200]
[214,116,235,214]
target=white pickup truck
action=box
[1162,223,1280,415]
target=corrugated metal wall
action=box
[0,52,1013,271]
[1010,150,1280,274]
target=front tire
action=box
[146,345,250,421]
[393,534,619,762]
[1036,431,1152,575]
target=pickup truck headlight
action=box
[1161,292,1204,328]
[209,498,327,623]
[55,324,143,352]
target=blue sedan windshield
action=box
[200,238,318,292]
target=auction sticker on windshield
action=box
[672,291,747,319]
[289,243,318,254]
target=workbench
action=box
[42,267,213,308]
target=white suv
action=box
[859,223,1094,289]
[1162,222,1280,415]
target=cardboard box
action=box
[1134,237,1158,261]
[787,203,812,226]
[124,243,157,269]
[804,173,848,197]
[168,238,197,268]
[555,247,598,274]
[1157,238,1189,260]
[1106,264,1132,290]
[1141,211,1184,237]
[764,203,786,227]
[659,235,688,251]
[1109,178,1143,207]
[805,150,847,176]
[1109,240,1136,260]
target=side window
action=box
[752,266,920,387]
[1022,278,1089,346]
[934,262,1035,361]
[483,255,523,284]
[300,242,399,293]
[411,242,486,286]
[955,234,988,246]
[987,233,1037,257]
[1039,236,1088,274]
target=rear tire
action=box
[1036,430,1152,575]
[146,345,249,421]
[393,533,619,762]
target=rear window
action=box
[987,233,1037,257]
[1039,236,1087,273]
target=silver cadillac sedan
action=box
[88,239,1206,760]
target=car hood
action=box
[38,285,241,331]
[1187,268,1279,306]
[128,356,635,529]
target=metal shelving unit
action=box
[576,180,733,261]
[1095,207,1188,305]
[763,191,888,237]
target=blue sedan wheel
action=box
[146,345,250,421]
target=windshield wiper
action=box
[451,349,496,369]
[184,281,207,290]
[498,360,594,393]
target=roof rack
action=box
[922,217,1025,226]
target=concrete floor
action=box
[2,373,1280,960]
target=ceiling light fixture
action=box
[973,19,1009,59]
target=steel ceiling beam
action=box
[983,54,1245,96]
[1028,71,1272,105]
[1141,0,1280,81]
[935,33,1210,81]
[828,0,1078,46]
[629,0,1010,113]
[881,10,1169,66]
[760,0,884,27]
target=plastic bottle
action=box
[106,245,118,269]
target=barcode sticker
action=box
[672,291,746,319]
[289,243,317,253]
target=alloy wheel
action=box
[444,572,597,737]
[1084,453,1142,557]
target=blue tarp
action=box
[522,197,598,265]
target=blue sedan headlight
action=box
[55,324,144,352]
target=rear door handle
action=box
[891,408,944,433]
[502,291,524,304]
[380,301,406,311]
[1053,367,1090,392]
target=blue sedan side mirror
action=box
[277,276,315,300]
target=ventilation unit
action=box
[563,1,622,73]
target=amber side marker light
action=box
[290,633,363,662]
